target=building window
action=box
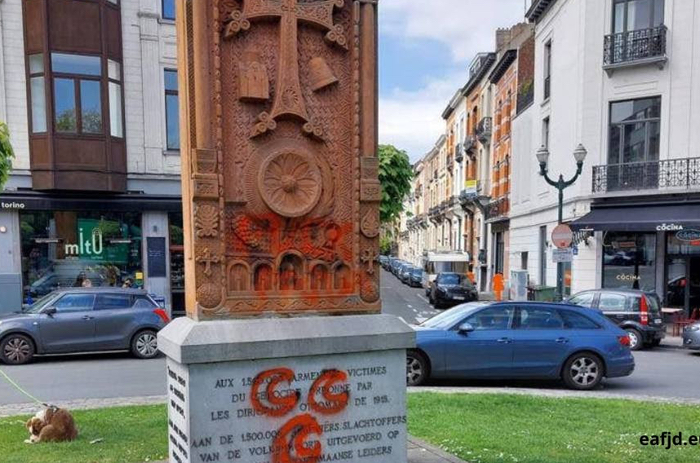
[543,40,552,100]
[108,60,123,138]
[164,69,180,151]
[51,53,103,135]
[602,232,656,291]
[542,117,550,148]
[609,97,661,165]
[613,0,664,34]
[29,54,47,133]
[20,211,143,301]
[162,0,176,20]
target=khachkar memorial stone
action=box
[158,0,415,462]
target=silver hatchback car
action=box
[0,288,170,365]
[683,322,700,351]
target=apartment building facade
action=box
[510,0,700,314]
[0,0,185,314]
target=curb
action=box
[408,387,700,405]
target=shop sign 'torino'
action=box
[0,201,26,210]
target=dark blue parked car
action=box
[407,302,635,390]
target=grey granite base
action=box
[158,314,415,463]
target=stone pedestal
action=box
[158,315,415,463]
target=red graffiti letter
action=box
[273,414,322,463]
[308,369,350,415]
[250,368,299,417]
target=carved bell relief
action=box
[239,52,269,102]
[309,57,338,92]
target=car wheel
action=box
[562,353,603,391]
[406,350,429,386]
[131,330,159,359]
[0,334,35,365]
[625,328,643,351]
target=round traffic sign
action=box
[552,224,574,249]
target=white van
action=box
[420,252,471,294]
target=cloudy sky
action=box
[378,0,529,161]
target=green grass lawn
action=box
[408,393,700,463]
[0,405,168,463]
[1,395,699,463]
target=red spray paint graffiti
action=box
[251,368,300,417]
[308,369,350,415]
[251,368,351,463]
[272,414,323,463]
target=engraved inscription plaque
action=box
[177,0,381,319]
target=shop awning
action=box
[572,203,700,232]
[0,191,183,213]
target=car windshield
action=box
[25,293,59,313]
[439,274,472,287]
[420,304,483,329]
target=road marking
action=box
[407,305,413,309]
[416,294,429,304]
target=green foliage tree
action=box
[378,144,413,224]
[0,122,15,191]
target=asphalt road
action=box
[0,269,698,406]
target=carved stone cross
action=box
[360,249,379,276]
[225,0,346,131]
[196,248,221,277]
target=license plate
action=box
[654,319,663,325]
[453,296,466,301]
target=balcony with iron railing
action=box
[476,117,493,145]
[455,143,464,163]
[603,26,668,72]
[487,195,510,221]
[592,157,700,194]
[464,135,477,155]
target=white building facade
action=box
[0,0,185,314]
[511,0,700,312]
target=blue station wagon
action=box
[408,302,635,390]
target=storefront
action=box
[0,191,183,314]
[21,210,143,299]
[573,200,700,316]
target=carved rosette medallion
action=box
[258,151,322,218]
[197,283,223,310]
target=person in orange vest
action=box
[493,273,505,302]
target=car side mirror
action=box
[42,307,57,316]
[458,322,475,335]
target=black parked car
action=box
[429,273,479,308]
[409,268,423,288]
[567,289,664,351]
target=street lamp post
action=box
[536,144,588,301]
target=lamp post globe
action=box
[536,145,550,165]
[573,144,588,164]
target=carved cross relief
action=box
[225,0,346,139]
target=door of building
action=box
[666,256,700,317]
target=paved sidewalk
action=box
[409,437,468,463]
